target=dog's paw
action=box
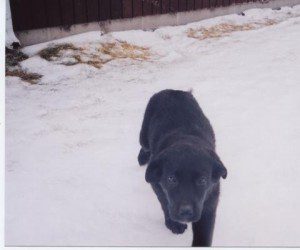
[165,219,187,234]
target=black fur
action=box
[138,89,227,247]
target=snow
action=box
[5,0,20,48]
[5,5,300,246]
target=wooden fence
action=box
[10,0,260,32]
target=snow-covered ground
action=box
[5,5,300,246]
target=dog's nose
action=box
[179,205,193,219]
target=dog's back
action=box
[139,89,215,155]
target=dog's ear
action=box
[208,150,227,180]
[145,158,163,183]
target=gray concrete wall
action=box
[16,0,300,46]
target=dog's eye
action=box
[167,175,178,184]
[196,177,207,186]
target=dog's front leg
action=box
[151,183,187,234]
[192,207,217,247]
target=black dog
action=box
[138,89,227,247]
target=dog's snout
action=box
[178,204,193,218]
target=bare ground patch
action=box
[5,47,29,67]
[187,19,278,40]
[6,47,43,84]
[6,69,42,84]
[38,41,151,69]
[39,43,81,61]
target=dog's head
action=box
[145,144,227,223]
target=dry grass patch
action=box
[100,41,150,61]
[72,54,106,69]
[6,47,42,84]
[187,19,278,40]
[6,47,29,67]
[263,19,278,26]
[39,43,82,61]
[38,41,151,69]
[6,69,42,84]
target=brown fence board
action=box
[123,0,133,18]
[87,0,99,22]
[195,0,203,9]
[133,0,143,16]
[30,0,48,29]
[10,0,33,30]
[170,0,179,12]
[187,0,195,10]
[223,0,230,6]
[60,0,74,26]
[111,0,123,19]
[74,0,87,24]
[45,0,62,27]
[10,0,23,31]
[210,0,217,8]
[178,0,187,11]
[143,0,153,16]
[99,0,110,20]
[217,0,223,7]
[161,0,170,13]
[19,0,33,30]
[152,0,162,14]
[202,0,209,8]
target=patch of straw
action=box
[99,41,150,61]
[187,19,278,40]
[39,43,81,61]
[38,41,151,69]
[6,69,42,84]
